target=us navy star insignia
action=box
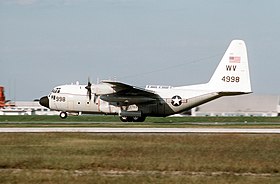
[171,95,182,106]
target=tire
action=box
[119,116,128,122]
[135,116,146,122]
[60,112,68,119]
[120,116,146,122]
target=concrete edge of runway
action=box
[1,127,280,134]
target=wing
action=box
[100,80,160,105]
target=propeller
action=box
[85,78,92,100]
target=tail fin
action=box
[208,40,252,93]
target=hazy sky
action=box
[0,0,280,100]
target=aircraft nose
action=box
[39,96,49,108]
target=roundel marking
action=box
[171,95,182,107]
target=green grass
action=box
[0,133,280,183]
[1,115,280,183]
[0,115,280,123]
[0,115,120,122]
[1,115,280,128]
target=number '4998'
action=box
[221,76,240,83]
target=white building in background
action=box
[192,94,280,117]
[0,101,59,116]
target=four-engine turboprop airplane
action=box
[39,40,252,122]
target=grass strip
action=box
[0,133,280,183]
[1,115,280,128]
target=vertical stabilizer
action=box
[208,40,252,93]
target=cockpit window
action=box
[51,88,61,93]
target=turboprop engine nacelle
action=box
[92,83,116,95]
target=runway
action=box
[1,127,280,134]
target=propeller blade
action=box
[85,78,92,100]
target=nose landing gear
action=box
[59,112,68,119]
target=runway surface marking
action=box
[1,128,280,133]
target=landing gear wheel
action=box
[60,112,68,119]
[120,116,128,122]
[135,116,146,122]
[119,116,135,122]
[119,116,146,122]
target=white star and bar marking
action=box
[171,95,182,106]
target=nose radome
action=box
[39,96,49,108]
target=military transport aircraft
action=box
[39,40,251,122]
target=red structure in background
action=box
[0,86,15,108]
[0,86,5,108]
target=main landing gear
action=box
[119,116,146,122]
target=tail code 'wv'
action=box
[208,40,252,93]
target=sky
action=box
[0,0,280,100]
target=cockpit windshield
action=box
[51,88,61,93]
[48,87,62,99]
